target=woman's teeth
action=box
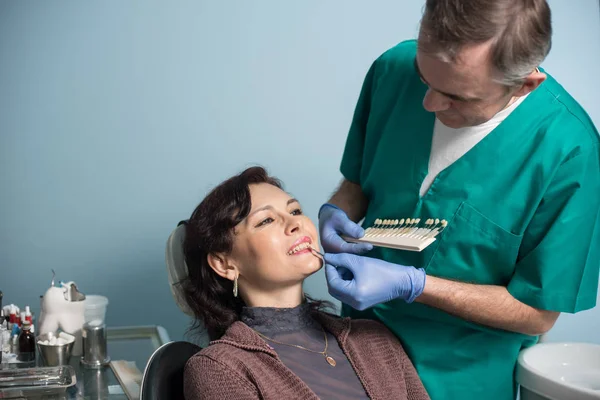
[288,242,311,255]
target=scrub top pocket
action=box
[426,202,523,286]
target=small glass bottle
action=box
[18,321,35,363]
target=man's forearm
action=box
[328,179,368,222]
[416,276,559,336]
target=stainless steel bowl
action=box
[37,332,75,366]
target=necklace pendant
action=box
[326,356,336,367]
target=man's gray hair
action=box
[418,0,552,87]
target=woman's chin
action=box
[286,252,322,275]
[304,255,324,275]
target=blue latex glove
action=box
[324,253,426,311]
[318,204,373,254]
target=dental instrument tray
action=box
[342,218,448,252]
[0,365,77,398]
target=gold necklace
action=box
[254,327,337,367]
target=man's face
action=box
[415,40,516,128]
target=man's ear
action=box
[207,253,237,281]
[513,70,546,97]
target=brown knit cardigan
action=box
[184,312,430,399]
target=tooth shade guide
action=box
[345,218,448,252]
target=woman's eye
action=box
[256,217,274,227]
[291,208,303,216]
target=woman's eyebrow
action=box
[248,205,273,219]
[247,198,300,220]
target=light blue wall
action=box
[1,1,598,345]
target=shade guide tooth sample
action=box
[344,219,448,252]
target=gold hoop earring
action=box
[233,276,238,297]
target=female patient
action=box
[182,166,429,400]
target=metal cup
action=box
[81,322,110,368]
[37,332,75,366]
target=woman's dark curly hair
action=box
[182,166,332,340]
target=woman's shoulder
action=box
[348,318,401,341]
[314,311,400,342]
[344,319,412,363]
[184,339,257,385]
[349,317,392,331]
[187,336,250,364]
[314,309,389,330]
[183,332,263,398]
[185,344,234,371]
[343,317,406,349]
[191,341,240,361]
[185,321,273,370]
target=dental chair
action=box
[140,221,202,400]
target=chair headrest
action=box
[165,222,195,316]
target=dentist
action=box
[320,1,600,399]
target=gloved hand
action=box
[324,253,426,311]
[318,204,373,254]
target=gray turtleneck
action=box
[240,304,369,400]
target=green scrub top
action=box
[340,40,600,400]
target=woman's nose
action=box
[285,216,301,235]
[423,88,451,112]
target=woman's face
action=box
[228,183,322,292]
